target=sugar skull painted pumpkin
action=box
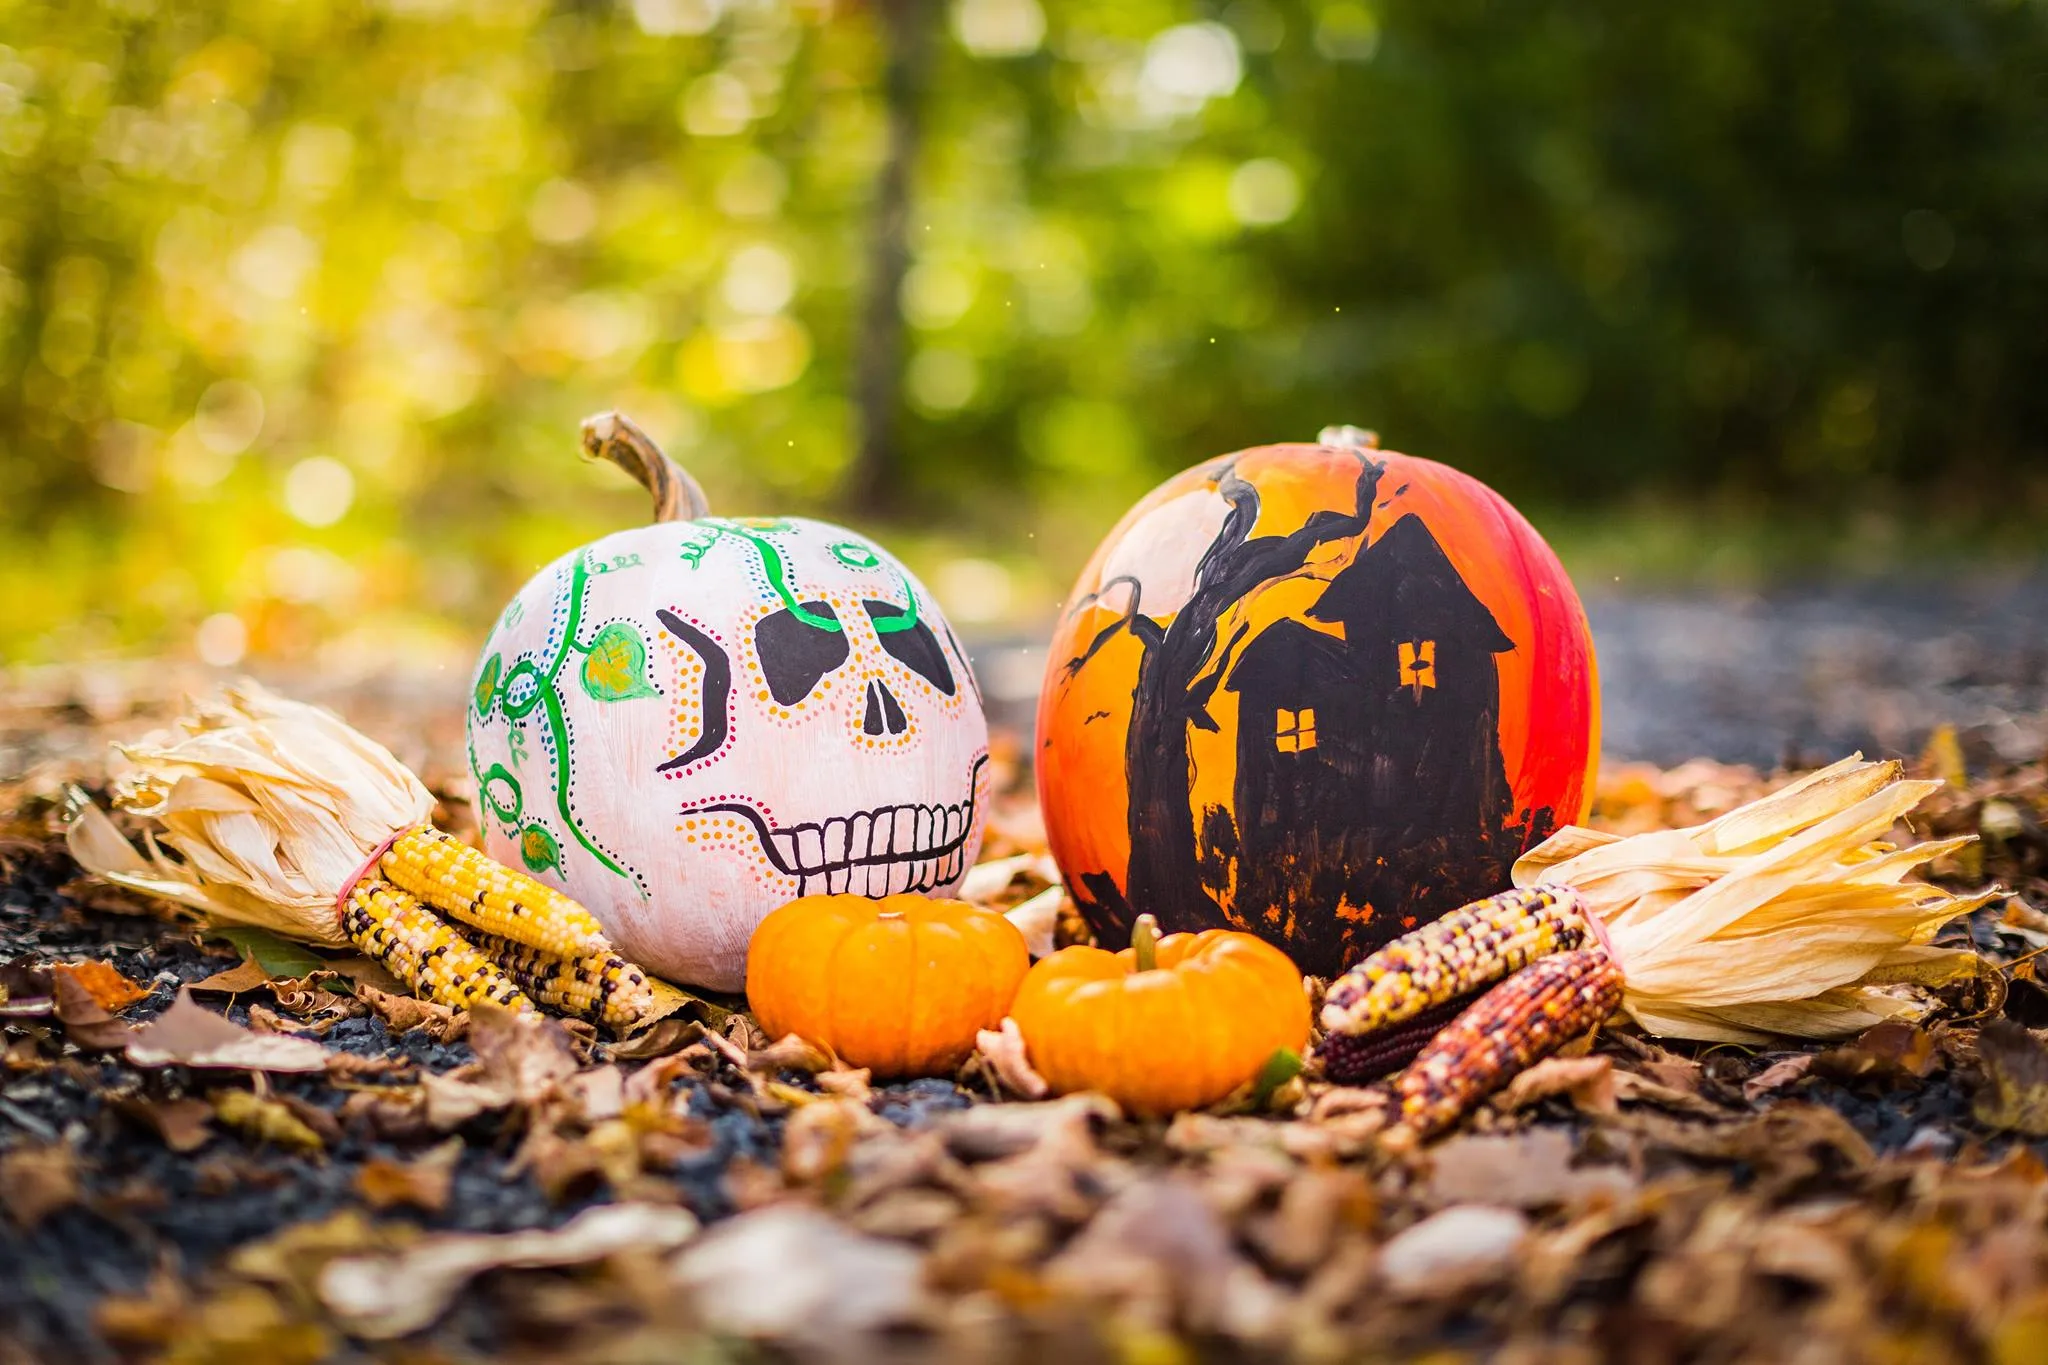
[468,414,990,991]
[1036,427,1597,980]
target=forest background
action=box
[3,0,2045,672]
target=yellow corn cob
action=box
[342,877,534,1014]
[1320,885,1592,1048]
[474,932,656,1033]
[1393,947,1625,1142]
[379,826,612,960]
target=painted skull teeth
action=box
[695,753,989,900]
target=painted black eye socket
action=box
[755,601,849,705]
[863,601,956,696]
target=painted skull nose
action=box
[862,679,909,736]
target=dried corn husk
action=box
[66,685,433,948]
[1514,755,1995,1044]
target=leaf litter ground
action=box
[4,670,2048,1364]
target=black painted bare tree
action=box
[1062,453,1385,945]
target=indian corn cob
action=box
[1392,947,1625,1142]
[475,931,656,1032]
[1314,993,1473,1084]
[342,878,534,1014]
[1320,885,1592,1053]
[379,825,613,960]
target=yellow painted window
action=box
[1399,640,1437,690]
[1276,706,1317,753]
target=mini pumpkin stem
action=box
[1317,423,1381,452]
[580,410,712,524]
[1130,913,1161,972]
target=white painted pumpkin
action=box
[466,415,990,991]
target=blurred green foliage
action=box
[2,0,2045,667]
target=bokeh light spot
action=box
[908,348,980,413]
[529,178,598,244]
[633,0,724,37]
[1228,158,1301,227]
[1315,3,1382,61]
[952,0,1045,59]
[716,152,788,219]
[1141,23,1242,106]
[722,243,797,316]
[283,456,355,527]
[232,224,319,301]
[902,258,978,330]
[195,612,247,667]
[682,73,753,137]
[194,380,264,456]
[933,557,1014,624]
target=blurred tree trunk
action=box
[847,0,934,516]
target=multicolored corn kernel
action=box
[474,932,656,1033]
[342,877,534,1014]
[1393,947,1625,1141]
[1315,993,1474,1084]
[1320,885,1593,1038]
[380,825,613,960]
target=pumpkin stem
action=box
[1130,914,1161,972]
[1317,423,1381,452]
[581,411,712,523]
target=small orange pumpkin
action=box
[746,893,1029,1078]
[1009,914,1310,1116]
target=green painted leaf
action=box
[519,823,562,874]
[211,926,326,979]
[580,621,659,701]
[473,652,503,718]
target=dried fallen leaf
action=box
[93,1265,191,1352]
[355,983,458,1038]
[1044,1175,1289,1342]
[469,1004,581,1102]
[212,1088,326,1153]
[1424,1129,1635,1209]
[0,956,53,1018]
[1816,1020,1942,1083]
[1743,1054,1816,1102]
[0,1143,80,1227]
[609,1015,700,1061]
[355,1137,463,1214]
[1499,1055,1619,1117]
[1975,1019,2048,1136]
[321,954,407,997]
[940,1094,1118,1162]
[1607,1069,1730,1118]
[747,1033,832,1074]
[671,1204,926,1345]
[1378,1205,1529,1298]
[126,991,328,1072]
[1002,884,1064,959]
[50,960,149,1011]
[189,959,278,996]
[117,1095,216,1153]
[53,971,138,1050]
[816,1067,874,1104]
[781,1097,870,1184]
[974,1017,1048,1100]
[420,1070,514,1130]
[319,1202,699,1339]
[562,1064,626,1124]
[266,972,352,1018]
[227,1208,404,1302]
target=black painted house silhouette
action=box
[1222,513,1520,965]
